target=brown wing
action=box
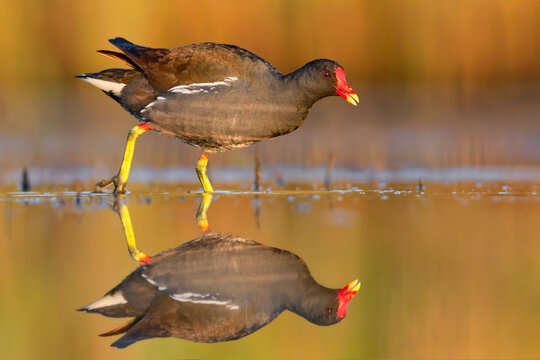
[108,37,280,93]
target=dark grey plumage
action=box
[78,38,347,152]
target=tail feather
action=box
[97,50,140,69]
[99,316,143,337]
[109,316,164,349]
[109,37,153,53]
[111,335,143,349]
[108,37,169,70]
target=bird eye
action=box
[325,306,332,314]
[322,71,330,78]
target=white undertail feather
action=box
[80,77,126,96]
[83,291,127,310]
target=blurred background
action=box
[0,0,538,185]
[0,1,539,359]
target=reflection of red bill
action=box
[337,279,361,318]
[335,67,359,106]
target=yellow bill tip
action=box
[346,93,359,106]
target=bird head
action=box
[299,59,359,106]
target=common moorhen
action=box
[79,233,360,348]
[77,38,358,193]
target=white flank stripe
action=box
[141,273,167,290]
[170,87,209,95]
[169,77,238,94]
[142,96,166,111]
[169,292,240,310]
[84,292,127,310]
[141,77,238,114]
[141,275,239,309]
[81,77,125,96]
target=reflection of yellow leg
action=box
[95,123,150,194]
[196,153,214,193]
[117,201,151,264]
[196,193,213,232]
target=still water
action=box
[0,182,539,359]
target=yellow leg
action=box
[117,201,151,264]
[196,153,214,193]
[95,123,150,194]
[196,193,213,232]
[115,123,150,194]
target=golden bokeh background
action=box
[1,0,538,85]
[0,2,539,358]
[0,0,538,176]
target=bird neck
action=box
[279,66,322,109]
[285,279,334,322]
[249,67,322,136]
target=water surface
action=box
[0,182,539,359]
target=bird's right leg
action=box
[95,123,150,194]
[117,201,151,264]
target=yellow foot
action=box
[114,179,128,195]
[94,175,128,194]
[94,175,118,193]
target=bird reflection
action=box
[80,195,360,348]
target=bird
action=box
[79,232,361,348]
[77,38,358,193]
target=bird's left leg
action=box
[95,123,150,194]
[114,123,150,194]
